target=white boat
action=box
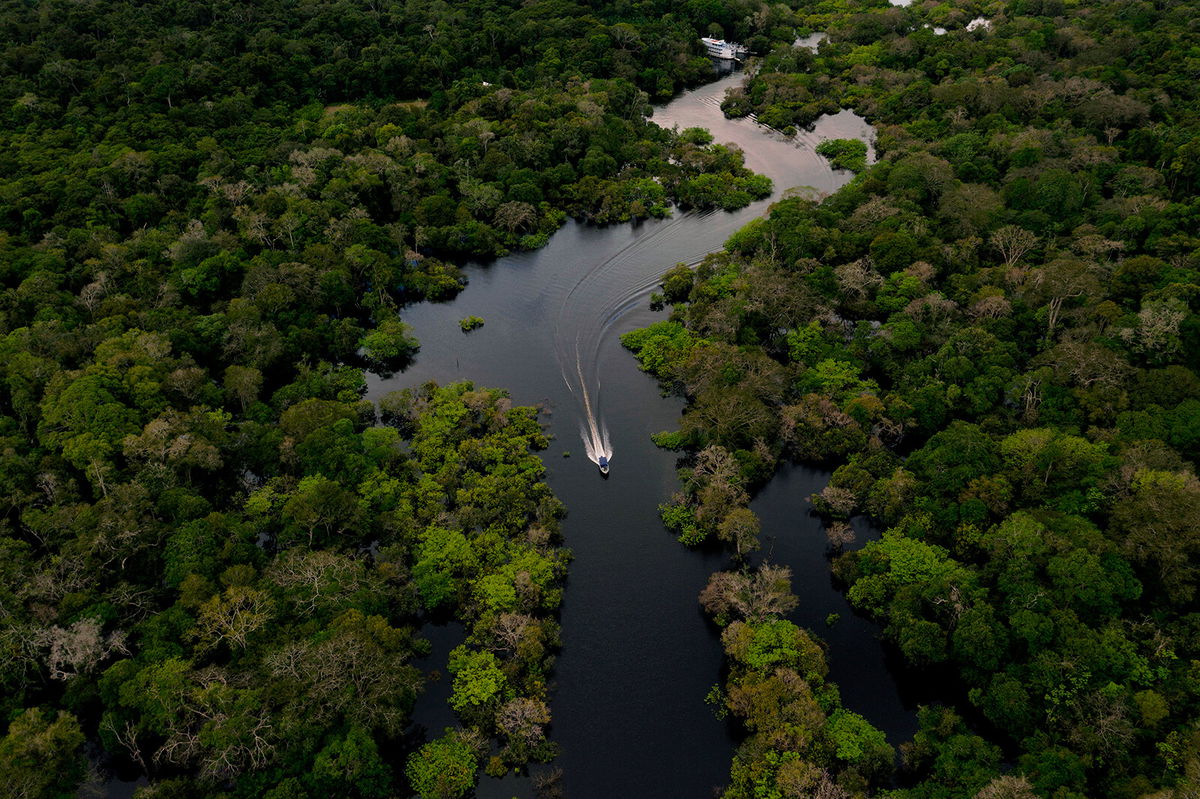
[598,455,610,475]
[701,37,748,60]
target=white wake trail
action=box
[554,219,684,472]
[566,332,612,467]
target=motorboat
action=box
[598,455,610,475]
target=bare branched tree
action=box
[991,225,1038,268]
[34,617,128,681]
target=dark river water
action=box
[366,72,916,798]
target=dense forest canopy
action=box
[625,0,1200,798]
[0,0,791,796]
[1,0,787,262]
[4,0,1200,797]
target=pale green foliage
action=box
[447,646,508,712]
[0,708,86,799]
[406,732,478,799]
[827,709,888,762]
[359,318,419,369]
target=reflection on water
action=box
[650,73,877,196]
[375,70,912,798]
[794,31,828,51]
[751,465,935,737]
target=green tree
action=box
[406,732,479,799]
[447,646,509,715]
[359,318,419,373]
[0,708,86,799]
[310,726,392,798]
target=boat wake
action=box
[578,400,612,470]
[580,417,612,469]
[565,331,613,470]
[547,73,865,474]
[553,202,702,473]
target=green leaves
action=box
[999,428,1111,508]
[849,529,958,608]
[721,618,827,682]
[621,320,706,379]
[447,647,509,713]
[0,708,86,799]
[281,474,362,547]
[310,726,392,798]
[798,358,879,400]
[405,732,478,799]
[358,318,419,373]
[660,501,703,545]
[815,138,869,173]
[826,709,889,764]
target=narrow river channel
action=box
[371,71,917,798]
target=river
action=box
[371,72,915,798]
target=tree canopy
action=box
[629,0,1200,796]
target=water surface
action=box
[376,72,910,798]
[794,31,828,51]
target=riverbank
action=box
[372,70,914,797]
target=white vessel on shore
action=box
[701,37,748,60]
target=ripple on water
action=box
[372,67,912,799]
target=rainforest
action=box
[1,1,1198,798]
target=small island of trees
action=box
[627,0,1200,796]
[1,0,1199,797]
